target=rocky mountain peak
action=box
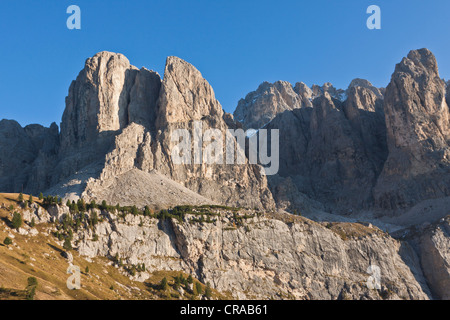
[397,48,439,77]
[157,56,223,126]
[233,80,301,130]
[374,48,450,210]
[347,78,383,99]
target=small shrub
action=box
[27,277,38,287]
[26,277,38,300]
[63,238,72,251]
[160,277,168,291]
[195,282,203,296]
[3,237,12,246]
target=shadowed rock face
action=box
[56,52,161,186]
[148,56,275,210]
[239,49,450,215]
[234,81,348,132]
[0,120,59,193]
[374,48,450,210]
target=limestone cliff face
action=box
[35,205,431,300]
[149,57,275,210]
[16,198,450,300]
[343,82,387,179]
[240,49,450,215]
[306,93,379,210]
[0,52,273,210]
[374,49,450,210]
[61,52,161,149]
[57,52,161,186]
[418,217,450,300]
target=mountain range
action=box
[0,48,449,300]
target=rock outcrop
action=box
[45,204,431,300]
[374,48,450,210]
[237,49,449,216]
[265,84,386,213]
[0,120,59,194]
[147,57,275,209]
[43,53,274,210]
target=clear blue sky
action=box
[1,0,450,128]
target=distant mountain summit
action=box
[233,48,450,216]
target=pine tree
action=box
[11,212,22,230]
[27,277,38,287]
[38,193,44,201]
[90,211,98,226]
[26,285,36,300]
[28,194,33,204]
[160,277,168,291]
[26,277,38,300]
[63,238,72,251]
[18,193,24,202]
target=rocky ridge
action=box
[14,199,448,300]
